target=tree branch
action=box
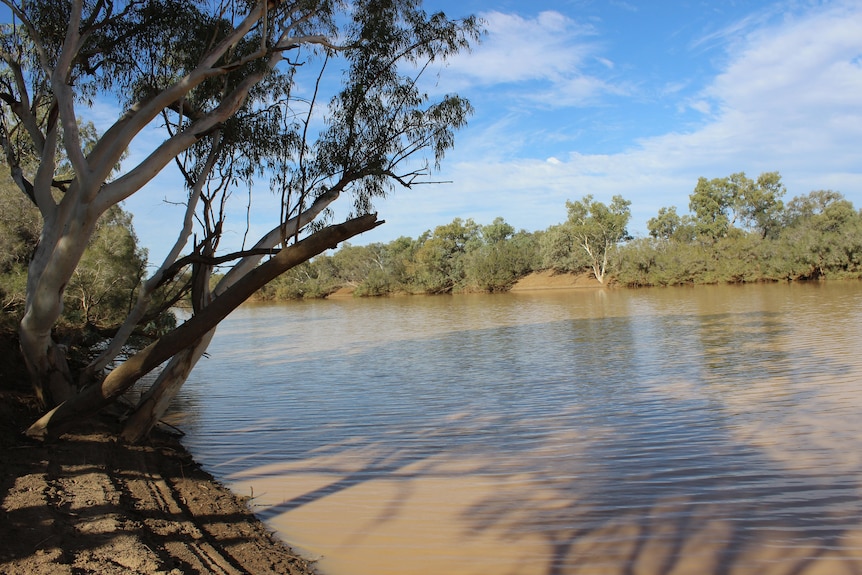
[26,213,384,440]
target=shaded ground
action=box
[0,390,318,575]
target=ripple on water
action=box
[179,283,862,575]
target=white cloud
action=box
[440,10,605,91]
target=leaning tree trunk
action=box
[26,213,382,440]
[120,332,215,443]
[120,258,216,444]
[119,190,342,443]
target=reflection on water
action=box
[179,282,862,575]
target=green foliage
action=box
[63,206,148,329]
[743,172,786,239]
[0,175,156,332]
[464,230,540,292]
[409,218,481,293]
[647,207,696,243]
[0,178,39,326]
[256,217,540,298]
[688,172,786,241]
[563,194,632,283]
[619,174,862,287]
[252,170,862,297]
[538,224,590,273]
[482,217,516,244]
[776,190,862,279]
[259,260,339,300]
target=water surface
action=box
[179,282,862,575]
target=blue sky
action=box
[17,0,862,258]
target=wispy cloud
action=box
[434,9,627,109]
[448,11,598,85]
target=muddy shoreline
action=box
[0,390,318,575]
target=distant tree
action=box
[373,236,417,294]
[741,172,786,239]
[465,223,538,292]
[565,194,632,284]
[331,243,381,286]
[688,174,744,240]
[647,207,681,241]
[689,172,786,241]
[411,218,481,293]
[539,223,587,273]
[779,190,862,278]
[64,206,147,331]
[262,258,340,299]
[481,216,515,244]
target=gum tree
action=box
[0,0,480,440]
[688,172,785,241]
[565,194,632,284]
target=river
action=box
[176,281,862,575]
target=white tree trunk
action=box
[20,203,100,405]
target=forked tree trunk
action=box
[20,208,100,406]
[26,214,382,440]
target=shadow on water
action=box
[182,290,862,575]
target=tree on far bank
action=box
[778,190,862,278]
[689,172,785,241]
[0,0,480,440]
[410,217,481,293]
[565,194,632,284]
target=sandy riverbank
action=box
[509,270,604,291]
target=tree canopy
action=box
[261,171,862,296]
[0,0,481,440]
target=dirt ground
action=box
[0,390,318,575]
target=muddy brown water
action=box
[175,282,862,575]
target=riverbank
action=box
[325,270,605,298]
[509,269,604,291]
[0,389,318,575]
